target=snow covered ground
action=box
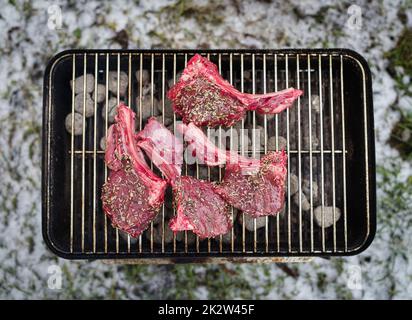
[0,0,411,299]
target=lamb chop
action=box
[168,54,303,127]
[136,117,232,238]
[135,116,184,181]
[102,104,167,238]
[177,122,288,217]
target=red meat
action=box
[137,117,232,238]
[168,54,302,127]
[177,122,288,217]
[101,104,167,237]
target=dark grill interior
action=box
[42,49,376,260]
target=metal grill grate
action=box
[43,49,375,261]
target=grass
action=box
[151,264,302,299]
[376,161,412,298]
[386,28,412,96]
[385,28,412,159]
[389,110,412,160]
[377,162,412,227]
[386,28,412,76]
[160,264,260,299]
[162,0,225,25]
[123,264,150,282]
[146,0,226,47]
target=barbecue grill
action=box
[42,49,376,262]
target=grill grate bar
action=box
[361,56,371,241]
[69,149,347,155]
[81,53,87,252]
[128,54,132,104]
[161,53,166,254]
[263,54,269,253]
[340,55,348,251]
[195,53,201,253]
[195,155,200,253]
[286,54,291,253]
[297,54,303,252]
[307,55,314,252]
[218,53,223,253]
[329,55,337,252]
[70,55,75,253]
[274,54,280,253]
[138,53,143,253]
[252,53,257,253]
[184,53,189,254]
[206,53,212,254]
[240,53,246,253]
[115,53,120,254]
[229,53,235,253]
[150,53,155,254]
[127,53,132,253]
[172,53,177,254]
[92,54,98,253]
[104,53,109,254]
[318,55,326,251]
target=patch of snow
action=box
[0,0,411,299]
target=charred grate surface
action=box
[42,49,376,260]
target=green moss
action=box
[73,28,82,39]
[316,272,327,292]
[332,258,345,274]
[389,110,412,160]
[168,264,258,299]
[147,30,170,46]
[22,1,32,15]
[61,264,77,298]
[335,285,354,300]
[293,5,332,25]
[11,195,17,210]
[123,264,150,282]
[160,0,225,26]
[386,29,412,159]
[313,6,330,24]
[171,265,202,299]
[386,29,412,76]
[22,122,40,141]
[378,163,411,208]
[377,161,412,267]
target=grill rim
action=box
[42,48,376,261]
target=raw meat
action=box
[177,122,288,217]
[177,122,261,173]
[169,176,232,238]
[218,151,287,217]
[168,54,303,127]
[136,117,232,238]
[135,117,184,181]
[101,104,167,238]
